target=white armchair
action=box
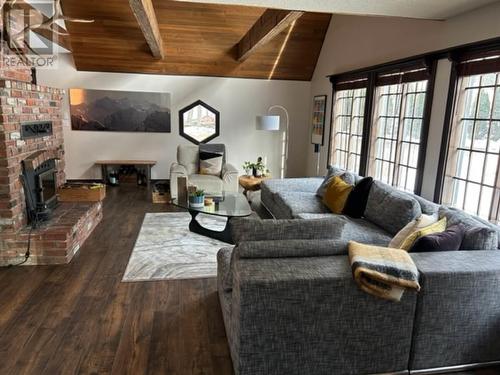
[170,144,239,198]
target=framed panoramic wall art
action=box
[311,94,327,145]
[69,88,171,133]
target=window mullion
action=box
[393,83,406,188]
[462,76,483,212]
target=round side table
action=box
[238,175,269,202]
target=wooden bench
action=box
[95,160,157,190]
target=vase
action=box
[189,195,205,208]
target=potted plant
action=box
[254,161,265,177]
[242,161,254,177]
[189,189,205,208]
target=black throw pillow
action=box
[410,224,466,253]
[342,177,374,218]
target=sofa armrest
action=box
[228,255,417,375]
[230,217,346,243]
[222,163,239,192]
[170,163,188,198]
[222,162,238,178]
[235,239,349,259]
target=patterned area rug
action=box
[122,212,230,282]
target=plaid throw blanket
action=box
[348,241,421,302]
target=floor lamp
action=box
[256,105,289,179]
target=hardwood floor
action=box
[0,184,233,375]
[0,184,498,375]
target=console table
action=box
[95,160,156,190]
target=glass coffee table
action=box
[172,192,252,244]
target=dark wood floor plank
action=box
[203,279,234,374]
[108,282,155,375]
[178,278,216,375]
[146,281,182,375]
[0,267,52,330]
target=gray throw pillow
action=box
[364,181,421,235]
[439,206,498,250]
[461,227,498,250]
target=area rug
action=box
[122,212,230,282]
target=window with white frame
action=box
[329,86,367,173]
[442,64,500,222]
[368,72,429,192]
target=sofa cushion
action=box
[439,206,498,250]
[230,217,345,243]
[275,191,330,218]
[365,181,422,235]
[264,178,323,195]
[323,176,353,214]
[295,213,393,246]
[410,224,465,252]
[343,176,374,218]
[341,217,393,246]
[461,227,498,250]
[188,174,223,195]
[261,178,325,219]
[295,213,334,219]
[177,145,199,175]
[469,214,500,249]
[409,193,439,215]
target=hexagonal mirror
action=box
[179,100,220,144]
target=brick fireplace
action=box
[0,67,102,265]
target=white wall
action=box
[37,55,311,180]
[307,1,500,183]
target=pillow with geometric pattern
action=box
[199,150,223,176]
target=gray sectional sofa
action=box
[217,168,500,375]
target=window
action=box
[179,100,220,144]
[329,78,367,173]
[368,67,431,192]
[441,56,500,222]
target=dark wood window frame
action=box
[435,43,500,204]
[327,82,368,174]
[327,36,500,197]
[328,59,436,194]
[179,100,220,145]
[433,45,500,224]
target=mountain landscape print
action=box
[69,88,171,133]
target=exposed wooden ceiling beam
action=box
[128,0,164,59]
[236,9,303,62]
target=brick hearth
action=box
[0,67,103,265]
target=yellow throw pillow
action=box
[322,176,353,214]
[400,217,447,251]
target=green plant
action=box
[255,162,265,172]
[242,161,254,171]
[189,189,205,197]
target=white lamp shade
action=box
[256,115,280,131]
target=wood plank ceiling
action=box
[61,0,331,80]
